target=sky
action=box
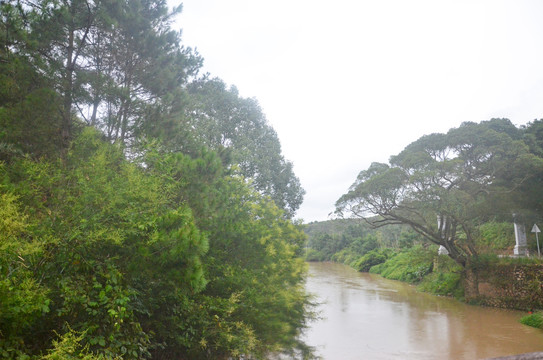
[171,0,543,223]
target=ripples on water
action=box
[303,262,543,360]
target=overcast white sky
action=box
[172,0,543,223]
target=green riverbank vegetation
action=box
[305,220,466,298]
[306,118,543,313]
[521,312,543,330]
[0,2,314,359]
[305,219,543,305]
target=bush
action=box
[416,254,464,298]
[305,248,325,262]
[42,328,114,360]
[477,222,514,251]
[332,248,359,265]
[370,246,435,283]
[352,249,391,272]
[418,272,463,298]
[0,129,315,359]
[520,312,543,329]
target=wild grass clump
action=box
[418,272,464,298]
[477,222,514,251]
[351,249,394,272]
[520,312,543,329]
[370,246,434,283]
[332,248,361,266]
[416,254,464,298]
[500,256,543,265]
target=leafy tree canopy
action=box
[182,77,305,218]
[0,1,312,357]
[336,119,543,272]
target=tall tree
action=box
[91,0,201,150]
[183,78,305,218]
[3,0,201,157]
[19,0,104,157]
[0,128,210,358]
[1,3,63,158]
[336,119,543,297]
[145,148,312,358]
[519,119,543,217]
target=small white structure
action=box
[513,217,528,256]
[531,224,541,257]
[436,215,449,255]
[438,245,449,255]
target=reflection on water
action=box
[303,262,543,360]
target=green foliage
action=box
[41,327,125,359]
[305,232,349,261]
[475,253,543,267]
[56,264,151,359]
[521,120,543,215]
[304,220,465,298]
[2,129,314,358]
[417,255,464,298]
[1,1,314,357]
[146,150,313,357]
[520,312,543,329]
[0,56,63,159]
[352,249,394,272]
[192,175,311,358]
[0,131,224,358]
[418,272,463,298]
[184,78,305,217]
[331,248,362,266]
[304,219,359,236]
[305,219,419,266]
[477,221,514,251]
[336,119,543,276]
[0,191,51,359]
[304,248,325,262]
[370,246,435,283]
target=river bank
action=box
[307,245,543,312]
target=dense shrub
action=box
[0,131,313,359]
[305,248,325,262]
[520,312,543,329]
[477,222,514,251]
[418,272,463,298]
[351,249,394,272]
[331,248,359,265]
[370,246,435,283]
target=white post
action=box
[437,215,449,255]
[531,224,541,257]
[537,232,541,257]
[513,219,528,256]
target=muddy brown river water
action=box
[302,262,543,360]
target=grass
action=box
[370,245,434,284]
[520,312,543,329]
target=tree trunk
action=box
[445,249,480,300]
[61,24,75,161]
[463,261,480,300]
[90,94,100,126]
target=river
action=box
[302,262,543,360]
